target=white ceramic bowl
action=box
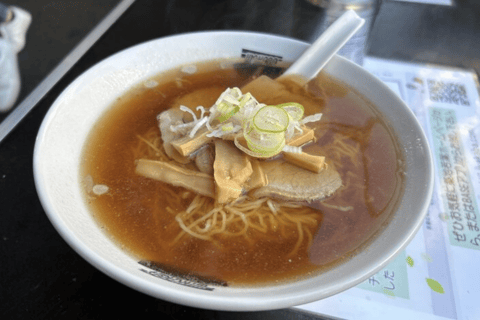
[34,31,434,311]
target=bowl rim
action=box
[33,30,435,311]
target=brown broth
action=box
[80,59,405,286]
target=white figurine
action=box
[0,5,31,112]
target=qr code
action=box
[427,79,470,106]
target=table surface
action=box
[1,0,479,319]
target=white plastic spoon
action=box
[279,9,365,83]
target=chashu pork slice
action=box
[252,160,342,202]
[157,107,192,164]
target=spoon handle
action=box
[280,10,365,81]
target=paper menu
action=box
[296,57,480,320]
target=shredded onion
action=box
[283,145,303,153]
[189,117,208,138]
[301,113,323,124]
[180,105,198,121]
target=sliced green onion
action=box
[253,105,289,134]
[234,135,285,158]
[277,102,304,121]
[221,122,234,131]
[243,120,286,157]
[238,93,252,109]
[216,102,239,122]
[244,131,285,154]
[247,136,285,157]
[229,87,242,100]
[203,88,313,158]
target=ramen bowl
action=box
[34,31,434,311]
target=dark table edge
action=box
[0,0,135,144]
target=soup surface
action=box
[81,59,405,286]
